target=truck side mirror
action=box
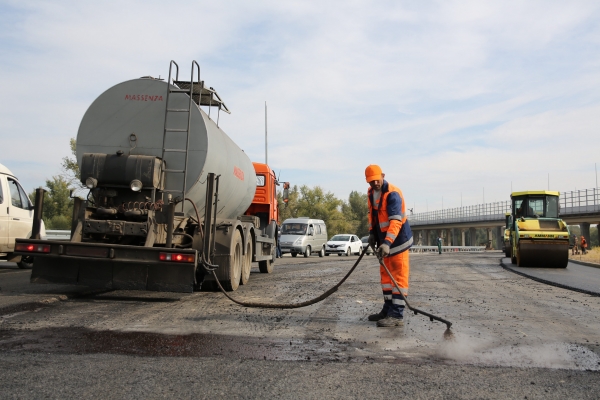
[507,215,513,228]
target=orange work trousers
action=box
[380,250,410,317]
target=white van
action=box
[279,217,328,257]
[0,163,43,268]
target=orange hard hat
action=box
[365,164,382,183]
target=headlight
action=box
[130,179,143,192]
[85,177,98,189]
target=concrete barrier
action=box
[410,246,486,253]
[45,230,71,241]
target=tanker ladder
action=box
[161,60,199,213]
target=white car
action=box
[325,234,363,256]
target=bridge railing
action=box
[408,187,600,226]
[560,188,600,214]
[408,201,511,226]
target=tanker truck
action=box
[15,61,287,293]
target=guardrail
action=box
[45,230,71,241]
[408,187,600,226]
[410,246,486,253]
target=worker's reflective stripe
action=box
[381,283,393,290]
[379,221,390,228]
[385,232,397,241]
[389,236,413,255]
[388,214,405,220]
[391,287,408,296]
[383,294,392,300]
[391,298,405,306]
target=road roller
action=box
[509,191,569,268]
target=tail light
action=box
[159,252,195,263]
[16,243,51,253]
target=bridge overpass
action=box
[407,188,600,249]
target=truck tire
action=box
[220,230,243,291]
[259,244,275,273]
[291,253,297,258]
[304,246,311,258]
[17,255,33,269]
[318,247,324,257]
[240,239,252,285]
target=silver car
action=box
[361,236,375,255]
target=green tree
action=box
[342,191,369,238]
[61,138,84,192]
[277,185,355,238]
[29,175,73,230]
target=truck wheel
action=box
[17,256,33,269]
[304,246,311,258]
[318,247,324,257]
[240,240,252,285]
[259,245,275,273]
[220,230,243,291]
[291,253,297,258]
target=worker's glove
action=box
[368,233,377,248]
[377,244,390,258]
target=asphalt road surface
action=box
[1,252,599,399]
[501,258,600,295]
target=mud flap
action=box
[518,240,569,268]
[30,256,196,293]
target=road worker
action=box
[365,165,413,327]
[437,235,442,254]
[581,236,588,255]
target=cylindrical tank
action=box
[76,78,256,220]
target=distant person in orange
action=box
[581,236,588,254]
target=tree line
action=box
[31,139,371,238]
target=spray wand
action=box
[373,245,454,339]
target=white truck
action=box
[0,163,45,268]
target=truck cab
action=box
[245,162,280,232]
[0,163,44,268]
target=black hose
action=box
[210,246,369,309]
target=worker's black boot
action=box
[368,311,386,321]
[376,316,404,327]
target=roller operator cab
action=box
[509,191,569,268]
[15,61,286,293]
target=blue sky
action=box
[1,0,599,213]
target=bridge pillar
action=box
[469,227,477,246]
[486,228,492,249]
[446,229,452,246]
[580,223,591,249]
[424,229,430,246]
[461,229,466,247]
[495,226,503,250]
